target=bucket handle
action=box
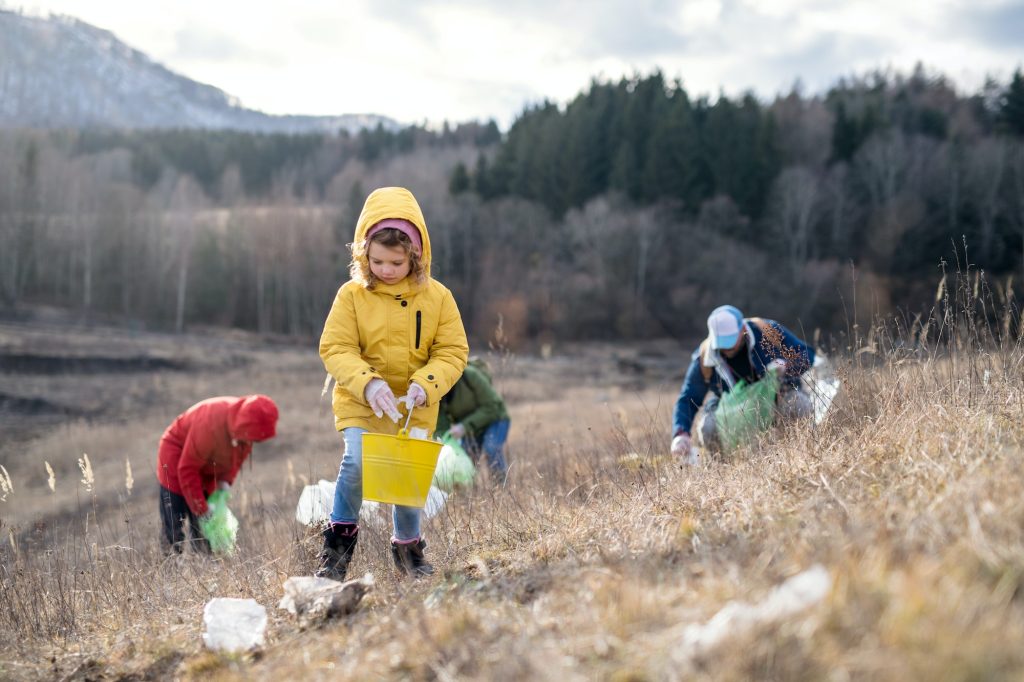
[400,403,415,436]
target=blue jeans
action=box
[465,419,510,482]
[330,427,421,541]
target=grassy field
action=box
[1,310,1023,681]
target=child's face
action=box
[367,241,412,285]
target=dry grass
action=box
[1,297,1023,681]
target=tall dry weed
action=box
[0,465,12,502]
[78,454,95,494]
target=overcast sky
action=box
[20,0,1024,128]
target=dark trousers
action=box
[159,485,209,554]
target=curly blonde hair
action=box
[348,228,426,289]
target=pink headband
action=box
[366,219,422,256]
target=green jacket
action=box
[436,364,509,436]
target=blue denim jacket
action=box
[672,318,815,436]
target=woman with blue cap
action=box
[670,305,815,456]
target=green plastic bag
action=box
[715,367,780,452]
[199,489,239,555]
[432,433,476,493]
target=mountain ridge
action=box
[0,9,399,134]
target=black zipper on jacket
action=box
[415,311,422,349]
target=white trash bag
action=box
[423,485,448,518]
[803,353,842,425]
[295,480,336,526]
[202,598,267,652]
[295,479,449,527]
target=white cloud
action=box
[19,0,1024,127]
[676,0,723,32]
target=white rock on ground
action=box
[279,573,375,626]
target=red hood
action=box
[229,394,278,442]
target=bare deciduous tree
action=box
[166,175,207,333]
[770,165,821,274]
[771,87,834,169]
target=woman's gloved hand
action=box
[448,423,466,439]
[398,382,427,411]
[670,432,691,455]
[207,488,230,508]
[365,378,401,422]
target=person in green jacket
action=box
[436,361,510,483]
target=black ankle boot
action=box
[391,538,434,577]
[316,523,359,581]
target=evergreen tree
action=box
[449,162,471,195]
[472,154,493,199]
[642,83,700,208]
[609,73,665,202]
[561,81,617,207]
[1000,69,1024,136]
[831,101,859,162]
[476,120,502,146]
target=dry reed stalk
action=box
[0,465,12,501]
[78,454,95,493]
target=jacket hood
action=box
[229,394,279,441]
[354,187,432,277]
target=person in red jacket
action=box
[156,395,278,553]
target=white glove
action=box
[449,423,466,439]
[398,382,427,411]
[365,379,401,423]
[670,433,691,455]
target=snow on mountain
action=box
[0,9,399,134]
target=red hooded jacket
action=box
[156,395,278,516]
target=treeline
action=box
[454,66,1024,279]
[71,120,501,198]
[1,67,1022,346]
[0,120,500,337]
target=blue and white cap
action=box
[707,305,745,350]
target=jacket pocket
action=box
[415,311,422,349]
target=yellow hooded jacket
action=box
[319,187,469,434]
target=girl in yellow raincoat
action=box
[317,186,468,580]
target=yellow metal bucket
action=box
[362,428,442,507]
